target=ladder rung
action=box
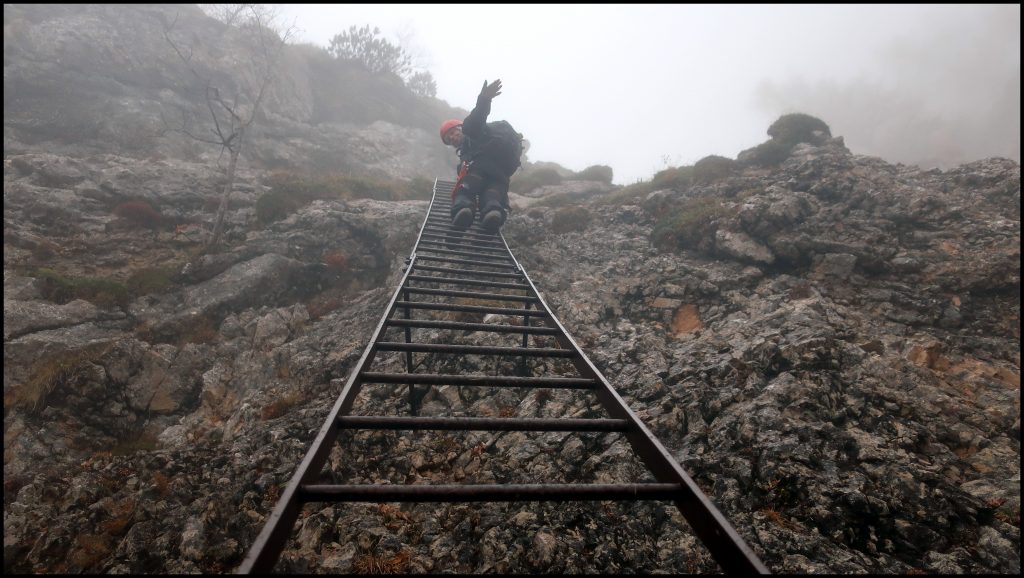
[423,227,503,241]
[417,255,518,269]
[413,265,523,279]
[425,228,501,239]
[421,244,507,257]
[337,416,628,432]
[360,372,595,388]
[419,242,510,256]
[400,287,538,303]
[417,247,513,261]
[298,483,682,503]
[425,220,495,232]
[393,301,546,316]
[421,233,504,247]
[385,319,556,335]
[376,342,573,356]
[406,275,529,290]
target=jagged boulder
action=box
[2,7,1020,573]
[3,4,458,179]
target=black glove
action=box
[479,79,502,101]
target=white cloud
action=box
[277,3,1020,183]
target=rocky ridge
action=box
[3,2,1020,574]
[3,136,1020,573]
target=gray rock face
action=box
[2,4,1020,574]
[4,135,1018,574]
[3,4,458,180]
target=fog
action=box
[276,4,1020,184]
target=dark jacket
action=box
[456,93,518,177]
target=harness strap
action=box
[451,161,470,201]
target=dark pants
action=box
[451,159,510,226]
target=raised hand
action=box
[479,79,503,100]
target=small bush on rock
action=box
[550,206,592,234]
[572,164,613,184]
[35,268,131,308]
[257,172,429,224]
[767,113,831,146]
[125,266,178,296]
[112,201,165,230]
[651,196,733,251]
[651,165,694,192]
[740,139,794,167]
[693,155,737,183]
[511,167,563,193]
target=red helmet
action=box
[440,119,462,144]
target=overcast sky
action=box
[275,4,1020,184]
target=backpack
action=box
[484,120,524,175]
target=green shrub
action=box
[342,174,402,201]
[572,164,613,184]
[35,268,131,308]
[593,181,654,207]
[255,188,301,224]
[125,266,178,296]
[256,172,429,224]
[650,165,694,191]
[692,155,737,183]
[650,196,733,251]
[406,176,435,199]
[550,206,592,234]
[511,167,563,192]
[329,25,411,77]
[767,113,831,146]
[594,165,693,210]
[742,139,794,167]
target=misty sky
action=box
[275,4,1020,184]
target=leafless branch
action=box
[158,4,294,251]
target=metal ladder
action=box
[237,179,769,574]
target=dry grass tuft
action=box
[353,549,411,574]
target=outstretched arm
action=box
[463,78,502,138]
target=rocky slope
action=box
[3,4,460,180]
[4,138,1019,574]
[3,3,1020,575]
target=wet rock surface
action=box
[2,4,1020,573]
[4,139,1019,574]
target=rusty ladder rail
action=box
[237,179,769,574]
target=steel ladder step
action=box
[392,301,547,316]
[384,319,556,335]
[400,286,538,303]
[412,265,523,279]
[336,416,629,431]
[298,483,683,502]
[405,275,529,290]
[415,255,519,269]
[360,372,595,388]
[375,342,575,357]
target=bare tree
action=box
[160,4,294,251]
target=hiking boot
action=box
[452,207,473,230]
[481,210,504,235]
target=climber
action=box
[439,78,523,235]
